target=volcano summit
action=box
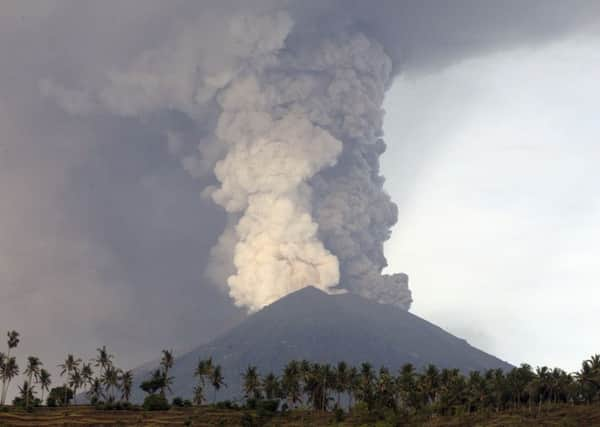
[132,286,511,401]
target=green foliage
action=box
[171,396,185,407]
[47,386,72,407]
[143,393,170,411]
[12,396,41,408]
[140,369,166,395]
[95,401,134,411]
[243,365,262,401]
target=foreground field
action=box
[1,404,600,426]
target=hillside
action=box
[133,286,512,401]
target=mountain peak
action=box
[132,287,512,402]
[280,285,330,299]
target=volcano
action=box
[133,286,511,401]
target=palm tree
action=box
[466,370,487,413]
[263,372,280,400]
[1,331,20,405]
[0,353,4,403]
[243,365,262,401]
[358,362,375,409]
[6,331,20,358]
[528,366,552,412]
[39,369,51,404]
[94,346,114,374]
[397,363,418,411]
[421,364,440,407]
[58,354,81,406]
[320,363,334,410]
[80,363,94,396]
[210,365,225,403]
[161,350,174,373]
[160,350,174,397]
[120,370,133,402]
[87,378,104,403]
[513,363,535,409]
[437,368,467,415]
[0,356,19,406]
[101,366,120,402]
[303,363,333,411]
[574,358,600,404]
[194,358,212,384]
[302,363,324,410]
[24,356,42,408]
[59,354,82,377]
[193,358,214,406]
[347,366,360,408]
[16,381,34,407]
[69,369,83,405]
[334,361,349,408]
[584,355,600,390]
[193,384,205,406]
[282,360,302,408]
[376,366,396,411]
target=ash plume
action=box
[209,29,409,310]
[38,0,600,312]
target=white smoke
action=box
[41,8,413,311]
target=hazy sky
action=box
[383,36,600,372]
[1,1,599,400]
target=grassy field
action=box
[0,404,599,426]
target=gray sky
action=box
[1,1,599,398]
[383,36,600,371]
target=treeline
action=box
[1,329,600,419]
[0,331,133,409]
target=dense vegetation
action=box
[1,329,599,425]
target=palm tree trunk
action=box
[1,349,11,406]
[25,375,32,409]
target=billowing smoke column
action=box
[42,7,412,312]
[209,29,411,311]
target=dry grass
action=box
[418,404,600,427]
[0,404,599,426]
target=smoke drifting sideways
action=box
[39,0,599,312]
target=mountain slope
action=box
[133,286,512,401]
